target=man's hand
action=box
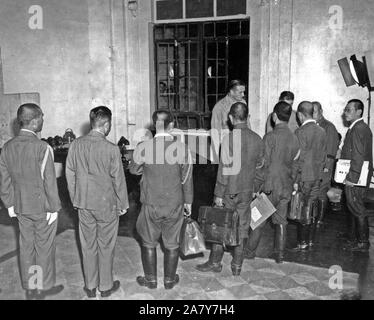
[214,197,224,207]
[118,209,127,216]
[344,179,355,187]
[184,204,192,217]
[46,212,58,225]
[323,168,329,173]
[8,206,17,218]
[293,183,299,192]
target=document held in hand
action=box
[334,159,369,186]
[250,193,276,230]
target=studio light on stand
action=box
[338,53,374,125]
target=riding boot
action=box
[316,199,328,227]
[136,247,157,289]
[290,224,309,252]
[309,201,320,247]
[273,224,287,263]
[247,226,263,259]
[164,248,180,289]
[231,239,247,276]
[195,244,224,273]
[351,216,370,252]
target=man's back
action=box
[0,131,61,215]
[263,123,299,191]
[131,135,193,207]
[215,124,264,196]
[66,130,128,212]
[295,122,327,182]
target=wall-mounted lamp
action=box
[128,0,138,17]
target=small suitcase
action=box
[198,206,240,247]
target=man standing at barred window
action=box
[341,99,373,252]
[210,80,249,161]
[0,103,63,300]
[265,91,299,134]
[130,110,193,290]
[263,102,300,263]
[292,101,327,251]
[66,106,129,298]
[196,102,264,276]
[312,101,340,227]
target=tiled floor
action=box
[0,228,359,300]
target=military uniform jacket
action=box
[65,130,129,213]
[263,123,300,195]
[0,130,61,215]
[215,123,264,197]
[129,134,193,207]
[317,116,340,170]
[295,121,327,183]
[341,119,373,186]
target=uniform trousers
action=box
[78,209,119,292]
[17,213,57,290]
[136,204,184,250]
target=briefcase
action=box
[198,206,240,247]
[288,191,303,220]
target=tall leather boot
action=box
[316,199,328,228]
[136,247,157,289]
[290,224,309,252]
[341,212,358,250]
[247,226,263,259]
[195,244,224,273]
[351,216,370,252]
[309,201,320,248]
[164,248,180,289]
[231,239,247,276]
[273,224,287,263]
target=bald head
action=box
[17,103,43,130]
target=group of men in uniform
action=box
[0,80,372,298]
[200,80,373,277]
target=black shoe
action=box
[84,287,97,298]
[136,276,157,289]
[164,275,179,290]
[288,242,309,252]
[195,261,222,273]
[34,285,64,300]
[25,289,36,300]
[231,265,242,276]
[100,280,121,298]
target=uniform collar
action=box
[349,118,364,130]
[274,122,289,129]
[301,119,316,127]
[20,129,38,137]
[89,130,106,138]
[233,123,248,129]
[154,132,173,138]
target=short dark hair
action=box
[297,101,314,117]
[227,80,246,92]
[273,101,292,122]
[17,103,42,127]
[90,106,112,128]
[279,91,295,102]
[229,102,248,121]
[348,99,364,115]
[312,101,322,112]
[152,109,174,130]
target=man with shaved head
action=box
[196,102,264,276]
[291,101,327,252]
[312,102,340,227]
[0,103,63,299]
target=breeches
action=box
[345,186,369,218]
[78,209,119,291]
[136,204,184,250]
[269,190,290,226]
[223,191,252,239]
[17,213,58,290]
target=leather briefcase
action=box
[198,206,240,247]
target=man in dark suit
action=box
[263,102,300,263]
[312,101,340,227]
[341,99,373,252]
[196,102,264,276]
[66,106,129,298]
[130,110,193,290]
[292,101,327,251]
[0,103,63,300]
